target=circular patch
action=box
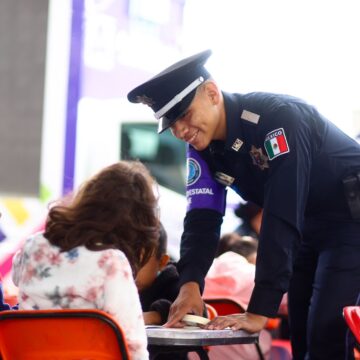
[187,158,201,186]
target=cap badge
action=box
[135,95,155,107]
[231,138,244,152]
[215,172,235,186]
[249,145,269,170]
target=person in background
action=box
[127,49,360,359]
[12,161,160,360]
[216,232,258,264]
[234,201,263,240]
[0,280,18,311]
[204,233,258,307]
[202,233,271,360]
[0,212,18,311]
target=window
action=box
[120,123,186,194]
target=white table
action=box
[146,326,259,360]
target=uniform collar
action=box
[223,92,247,153]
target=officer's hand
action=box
[164,282,203,328]
[205,312,268,333]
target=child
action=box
[12,161,160,360]
[136,222,179,326]
[136,223,189,360]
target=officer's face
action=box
[169,82,225,151]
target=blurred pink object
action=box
[203,251,255,309]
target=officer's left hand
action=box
[204,312,268,333]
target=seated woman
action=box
[12,161,160,360]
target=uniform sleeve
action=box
[177,145,225,290]
[248,104,312,317]
[102,251,148,360]
[177,209,223,290]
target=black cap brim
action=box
[157,89,196,133]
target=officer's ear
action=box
[203,81,220,105]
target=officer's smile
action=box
[185,130,199,145]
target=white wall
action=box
[181,0,360,136]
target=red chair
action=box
[204,297,292,360]
[343,306,360,359]
[0,309,130,360]
[204,298,265,360]
[204,302,218,320]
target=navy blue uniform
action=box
[178,91,360,359]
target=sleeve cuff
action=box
[149,299,172,324]
[178,265,205,293]
[247,285,284,318]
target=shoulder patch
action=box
[264,128,290,160]
[241,110,260,124]
[187,157,202,186]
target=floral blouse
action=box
[12,232,148,360]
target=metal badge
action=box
[215,172,235,186]
[231,138,244,152]
[249,145,269,170]
[241,110,260,124]
[135,95,155,107]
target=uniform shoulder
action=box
[241,92,307,115]
[22,231,48,251]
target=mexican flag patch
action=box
[264,128,289,160]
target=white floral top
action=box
[12,232,148,360]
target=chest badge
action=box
[231,138,244,152]
[249,146,269,170]
[215,172,235,186]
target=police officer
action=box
[127,50,360,359]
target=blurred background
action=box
[1,0,359,294]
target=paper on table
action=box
[182,314,210,327]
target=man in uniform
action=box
[127,50,360,359]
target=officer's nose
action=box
[170,119,189,141]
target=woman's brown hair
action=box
[44,161,159,274]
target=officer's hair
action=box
[216,232,258,260]
[196,78,215,94]
[44,161,160,276]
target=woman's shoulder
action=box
[89,248,130,269]
[86,247,127,260]
[21,231,50,252]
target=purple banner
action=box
[62,0,84,195]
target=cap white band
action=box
[154,76,205,120]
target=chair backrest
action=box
[205,303,218,320]
[0,309,130,360]
[204,298,266,360]
[343,306,360,344]
[204,298,245,316]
